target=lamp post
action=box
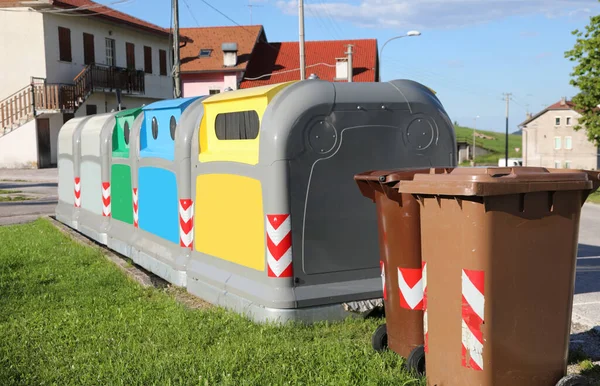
[473,115,479,161]
[379,30,421,81]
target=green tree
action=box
[565,12,600,146]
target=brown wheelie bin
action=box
[396,167,600,386]
[355,169,450,374]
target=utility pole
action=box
[473,115,479,161]
[503,93,512,166]
[173,0,181,98]
[298,0,306,80]
[346,44,353,82]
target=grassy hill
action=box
[454,125,522,165]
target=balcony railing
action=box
[74,63,145,99]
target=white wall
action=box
[46,113,64,164]
[0,8,46,98]
[523,110,599,170]
[0,120,38,168]
[73,93,160,118]
[42,13,172,99]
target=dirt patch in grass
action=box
[0,195,31,202]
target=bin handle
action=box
[586,171,600,191]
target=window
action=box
[144,46,152,74]
[126,42,135,69]
[86,104,97,116]
[83,33,95,65]
[169,116,177,140]
[124,121,130,145]
[565,161,571,169]
[198,49,212,57]
[565,136,572,150]
[209,89,221,95]
[566,117,572,126]
[215,110,260,140]
[58,27,72,62]
[105,38,116,67]
[555,117,561,126]
[151,116,158,139]
[554,161,561,169]
[159,49,167,76]
[554,136,561,150]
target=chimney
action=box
[335,57,348,80]
[345,44,353,83]
[222,43,238,67]
[526,112,533,120]
[560,96,566,106]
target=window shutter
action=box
[144,46,152,74]
[58,27,72,62]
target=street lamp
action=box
[379,30,421,81]
[473,115,479,162]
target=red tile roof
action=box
[546,100,576,110]
[240,39,378,88]
[520,99,577,127]
[1,0,171,37]
[180,26,264,73]
[54,0,171,37]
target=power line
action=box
[306,0,342,39]
[181,0,201,26]
[315,0,345,39]
[198,0,302,68]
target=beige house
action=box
[0,0,174,168]
[520,97,599,170]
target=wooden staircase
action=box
[1,64,145,137]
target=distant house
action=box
[179,26,266,97]
[179,25,378,95]
[520,97,600,170]
[0,0,175,168]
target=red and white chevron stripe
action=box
[179,199,194,249]
[266,214,292,278]
[423,262,428,353]
[101,182,111,217]
[381,261,387,300]
[397,266,424,310]
[461,269,485,371]
[74,177,81,207]
[132,188,138,228]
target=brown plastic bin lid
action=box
[355,168,452,201]
[397,167,600,197]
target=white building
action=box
[520,97,600,170]
[0,0,174,168]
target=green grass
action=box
[588,191,600,204]
[0,189,21,194]
[0,219,419,385]
[455,125,522,165]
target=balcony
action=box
[74,63,146,100]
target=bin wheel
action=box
[406,345,426,375]
[555,375,589,386]
[371,324,388,352]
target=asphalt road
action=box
[0,168,599,329]
[573,203,600,329]
[0,169,58,226]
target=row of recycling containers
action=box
[55,76,600,385]
[356,167,600,386]
[55,79,458,323]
